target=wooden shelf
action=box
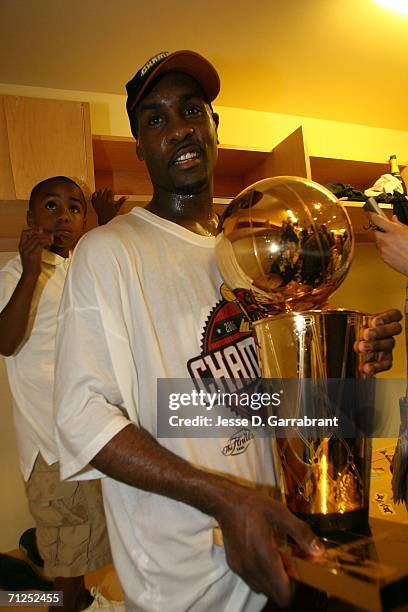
[92,135,270,199]
[92,128,312,201]
[310,157,406,192]
[96,131,404,203]
[90,130,402,246]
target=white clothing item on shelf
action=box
[364,173,404,197]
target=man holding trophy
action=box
[53,50,402,611]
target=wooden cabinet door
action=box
[244,126,311,186]
[0,95,94,199]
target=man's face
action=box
[135,73,219,194]
[28,180,87,250]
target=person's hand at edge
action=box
[91,188,127,225]
[368,213,408,277]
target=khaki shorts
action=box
[25,454,112,578]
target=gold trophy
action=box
[215,177,408,610]
[215,176,369,531]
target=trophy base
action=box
[292,517,408,612]
[295,507,370,536]
[212,517,408,610]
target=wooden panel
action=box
[244,126,311,185]
[213,173,245,198]
[0,200,27,251]
[81,102,95,191]
[0,237,19,251]
[95,169,153,195]
[92,135,140,172]
[3,96,95,198]
[310,157,400,192]
[269,126,311,179]
[216,147,269,177]
[0,98,16,199]
[214,148,269,197]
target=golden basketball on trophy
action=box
[216,175,353,312]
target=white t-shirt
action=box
[55,208,275,612]
[0,250,71,480]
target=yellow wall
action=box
[1,82,408,163]
[332,243,406,378]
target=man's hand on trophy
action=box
[356,309,403,375]
[217,488,324,607]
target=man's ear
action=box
[212,112,220,144]
[136,140,144,161]
[27,209,34,228]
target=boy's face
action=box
[27,180,87,253]
[135,73,219,195]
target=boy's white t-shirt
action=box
[0,250,70,480]
[55,208,276,612]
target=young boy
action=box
[0,176,123,611]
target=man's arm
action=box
[0,229,52,356]
[91,423,323,607]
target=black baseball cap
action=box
[126,50,220,137]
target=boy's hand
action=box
[356,309,403,375]
[19,228,53,277]
[91,189,127,225]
